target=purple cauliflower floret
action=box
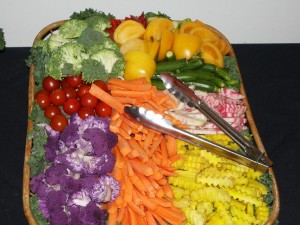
[59,122,80,148]
[60,175,82,194]
[88,175,120,203]
[30,173,48,198]
[46,190,68,225]
[79,201,107,225]
[57,148,113,175]
[68,189,91,208]
[44,133,60,162]
[44,163,68,185]
[82,128,109,156]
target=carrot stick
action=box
[136,191,157,211]
[113,96,137,104]
[117,136,132,156]
[128,201,145,217]
[152,205,185,225]
[121,208,130,225]
[130,158,154,176]
[149,210,168,225]
[136,173,155,197]
[128,138,148,162]
[145,210,158,225]
[165,135,177,157]
[89,84,124,114]
[110,89,152,102]
[143,129,155,150]
[162,182,174,199]
[108,210,118,225]
[151,91,170,105]
[117,207,127,223]
[128,174,147,195]
[108,78,152,91]
[155,188,165,198]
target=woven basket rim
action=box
[22,19,280,225]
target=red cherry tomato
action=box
[93,80,109,92]
[65,75,83,88]
[50,89,67,106]
[62,86,77,99]
[63,98,80,115]
[50,114,68,132]
[78,107,95,120]
[44,105,61,119]
[77,84,90,98]
[95,101,112,117]
[35,94,51,110]
[61,77,70,88]
[42,76,60,92]
[35,89,50,99]
[80,93,98,109]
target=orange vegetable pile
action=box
[89,77,186,225]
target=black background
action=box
[0,44,299,224]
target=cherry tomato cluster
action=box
[35,75,112,132]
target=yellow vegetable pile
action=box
[112,18,230,82]
[169,135,270,225]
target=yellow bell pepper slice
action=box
[146,40,160,59]
[123,50,156,82]
[172,33,202,60]
[113,20,145,45]
[120,38,148,55]
[144,18,174,42]
[157,29,174,61]
[200,41,224,68]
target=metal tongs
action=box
[125,73,272,172]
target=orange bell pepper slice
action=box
[172,33,201,60]
[144,18,174,42]
[157,29,174,61]
[214,38,230,56]
[179,21,203,34]
[189,26,219,43]
[200,41,224,68]
[113,20,145,45]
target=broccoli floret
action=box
[81,58,107,82]
[91,48,125,74]
[33,39,49,52]
[84,15,111,33]
[102,38,119,50]
[0,28,5,51]
[45,42,87,80]
[45,50,64,80]
[59,19,88,39]
[77,27,106,50]
[70,8,114,20]
[144,11,171,23]
[59,42,87,73]
[48,33,73,51]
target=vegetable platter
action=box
[23,9,279,225]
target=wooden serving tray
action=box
[23,20,280,225]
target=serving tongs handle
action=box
[159,72,273,167]
[124,105,270,172]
